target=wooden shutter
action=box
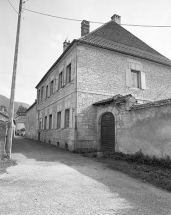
[63,69,66,87]
[55,77,58,91]
[126,69,132,87]
[140,71,146,89]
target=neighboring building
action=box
[0,105,7,113]
[25,101,37,140]
[15,105,27,135]
[35,14,171,151]
[0,111,9,122]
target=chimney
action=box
[63,40,70,52]
[81,20,90,37]
[111,14,121,25]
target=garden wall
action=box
[117,99,171,158]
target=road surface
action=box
[0,137,171,215]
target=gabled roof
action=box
[36,19,171,88]
[79,21,171,67]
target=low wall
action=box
[117,101,171,158]
[0,121,6,159]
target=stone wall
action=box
[0,121,6,159]
[117,101,171,158]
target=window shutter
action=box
[140,71,146,89]
[126,69,132,87]
[56,77,58,91]
[63,69,66,87]
[51,114,53,129]
[61,111,64,128]
[69,108,72,128]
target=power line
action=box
[6,0,18,14]
[24,8,171,27]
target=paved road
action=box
[0,137,171,215]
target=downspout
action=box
[74,42,78,150]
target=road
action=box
[0,137,171,215]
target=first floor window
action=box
[58,72,63,90]
[44,116,47,129]
[49,114,52,129]
[50,80,54,96]
[131,70,140,88]
[57,111,61,129]
[66,63,71,84]
[65,109,70,128]
[46,85,48,99]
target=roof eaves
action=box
[26,101,37,112]
[35,39,78,89]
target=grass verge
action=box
[74,148,171,192]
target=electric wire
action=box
[23,8,171,27]
[6,0,18,14]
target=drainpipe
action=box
[74,43,78,151]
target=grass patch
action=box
[0,159,17,175]
[99,151,171,192]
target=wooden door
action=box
[101,112,115,151]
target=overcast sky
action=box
[0,0,171,105]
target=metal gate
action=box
[101,112,115,151]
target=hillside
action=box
[0,94,30,114]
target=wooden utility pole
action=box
[6,0,23,159]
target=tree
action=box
[16,105,27,116]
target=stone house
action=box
[35,14,171,152]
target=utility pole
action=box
[6,0,23,159]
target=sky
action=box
[0,0,171,106]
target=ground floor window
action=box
[65,109,70,128]
[57,111,61,129]
[49,114,52,129]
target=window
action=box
[126,60,146,90]
[46,85,48,99]
[57,111,61,129]
[49,114,52,129]
[65,109,70,128]
[44,116,47,129]
[66,64,71,84]
[41,86,44,102]
[58,71,63,90]
[50,80,54,96]
[131,70,140,88]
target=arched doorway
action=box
[101,112,115,151]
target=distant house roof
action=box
[0,111,9,118]
[93,94,133,106]
[26,101,37,112]
[36,20,171,88]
